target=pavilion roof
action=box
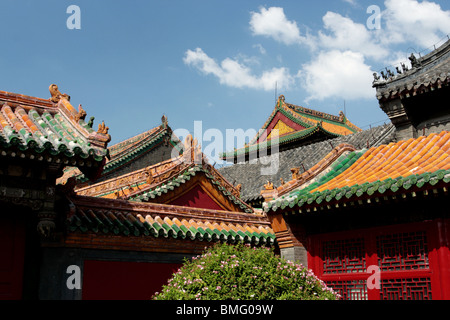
[220,95,362,161]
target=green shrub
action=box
[152,243,340,300]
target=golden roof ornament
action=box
[291,167,300,180]
[49,84,70,103]
[182,134,203,164]
[97,121,109,135]
[74,104,87,122]
[264,181,274,190]
[145,168,154,185]
[236,184,242,196]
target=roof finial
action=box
[74,104,87,122]
[49,84,70,103]
[409,53,420,68]
[161,114,168,129]
[291,167,300,180]
[97,121,109,135]
[264,181,274,190]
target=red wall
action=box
[169,184,223,210]
[82,260,181,300]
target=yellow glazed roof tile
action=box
[313,131,450,192]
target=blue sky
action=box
[1,0,450,163]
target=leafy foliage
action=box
[152,243,340,300]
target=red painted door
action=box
[82,260,181,300]
[0,216,25,300]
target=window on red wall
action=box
[308,221,442,300]
[82,260,181,300]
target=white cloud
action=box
[382,0,450,48]
[342,0,357,5]
[253,43,266,55]
[302,50,375,102]
[183,48,296,91]
[319,12,389,60]
[386,51,413,71]
[183,1,450,97]
[249,7,305,45]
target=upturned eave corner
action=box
[50,84,112,151]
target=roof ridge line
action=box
[70,195,269,224]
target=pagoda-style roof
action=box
[75,134,254,214]
[264,130,450,214]
[221,95,361,162]
[219,123,395,206]
[0,85,110,180]
[373,38,450,102]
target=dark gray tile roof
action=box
[373,39,450,100]
[218,123,396,202]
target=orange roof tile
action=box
[314,131,450,192]
[0,86,110,180]
[266,131,450,213]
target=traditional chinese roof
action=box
[373,38,450,102]
[75,134,254,213]
[0,85,110,180]
[264,130,450,214]
[65,195,276,246]
[102,115,181,176]
[219,123,395,205]
[63,115,182,185]
[221,95,362,162]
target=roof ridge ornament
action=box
[264,181,274,190]
[277,95,285,108]
[97,121,109,135]
[409,53,421,69]
[161,114,168,129]
[49,84,70,103]
[74,104,87,122]
[182,134,203,164]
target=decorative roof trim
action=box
[373,38,450,101]
[220,95,361,160]
[74,117,182,183]
[260,143,356,202]
[129,164,254,213]
[66,195,275,245]
[76,135,253,213]
[0,86,110,179]
[220,122,343,159]
[251,95,360,144]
